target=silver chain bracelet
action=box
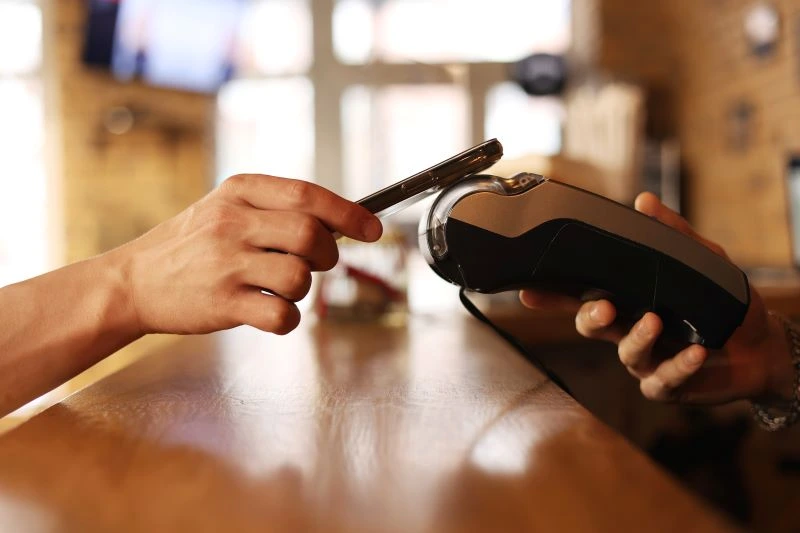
[750,311,800,431]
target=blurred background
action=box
[2,0,800,529]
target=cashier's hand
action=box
[109,174,382,336]
[519,192,794,405]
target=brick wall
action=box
[54,0,215,264]
[598,0,800,267]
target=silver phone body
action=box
[356,139,503,218]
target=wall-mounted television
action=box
[82,0,246,94]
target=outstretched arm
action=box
[0,174,382,416]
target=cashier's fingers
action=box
[518,289,581,312]
[638,345,709,402]
[574,300,625,343]
[617,312,663,377]
[233,289,301,335]
[634,192,728,258]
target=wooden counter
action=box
[0,315,736,532]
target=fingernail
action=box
[519,291,531,307]
[521,291,539,309]
[362,218,382,241]
[589,303,600,321]
[685,348,704,365]
[636,319,649,337]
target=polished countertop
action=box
[0,315,734,532]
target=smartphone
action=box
[356,138,503,218]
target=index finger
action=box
[220,174,383,242]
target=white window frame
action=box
[307,0,524,194]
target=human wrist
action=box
[764,311,797,401]
[750,311,800,430]
[94,245,147,339]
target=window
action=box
[341,84,469,215]
[216,78,315,183]
[486,82,564,159]
[215,0,314,186]
[237,0,312,76]
[217,0,572,311]
[332,0,571,64]
[0,0,48,288]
